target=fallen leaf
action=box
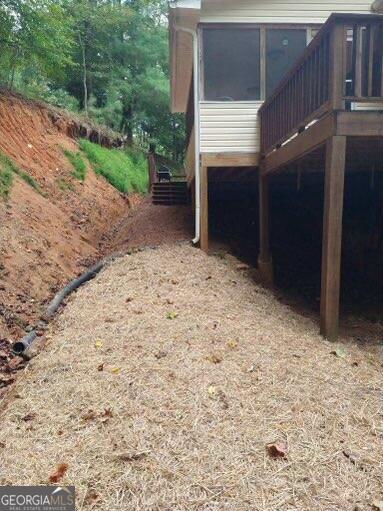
[207,385,217,396]
[266,441,288,459]
[84,490,101,505]
[102,408,113,418]
[155,351,168,360]
[97,363,104,372]
[343,450,358,465]
[227,340,238,349]
[49,463,68,483]
[114,451,148,462]
[166,312,179,320]
[94,340,103,349]
[111,367,121,375]
[207,354,222,364]
[330,348,347,359]
[247,364,257,373]
[22,412,36,422]
[82,410,97,421]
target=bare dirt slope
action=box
[0,92,128,342]
[0,244,382,510]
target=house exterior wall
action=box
[198,0,374,156]
[200,102,261,153]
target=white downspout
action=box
[174,25,201,245]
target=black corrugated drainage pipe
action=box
[12,260,106,358]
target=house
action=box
[169,0,383,341]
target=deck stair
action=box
[152,181,188,205]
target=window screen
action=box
[266,29,307,98]
[203,28,261,101]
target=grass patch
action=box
[15,169,41,192]
[79,140,148,194]
[0,151,41,199]
[0,164,13,201]
[63,149,87,181]
[56,178,75,192]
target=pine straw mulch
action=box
[0,243,382,511]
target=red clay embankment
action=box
[0,91,130,347]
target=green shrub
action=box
[0,165,14,201]
[63,149,87,181]
[79,140,148,195]
[0,151,41,198]
[15,169,41,192]
[56,178,74,192]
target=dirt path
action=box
[0,244,382,510]
[102,197,193,252]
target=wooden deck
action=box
[257,13,383,340]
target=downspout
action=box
[174,25,201,245]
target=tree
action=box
[64,0,133,114]
[0,0,73,88]
[0,0,186,161]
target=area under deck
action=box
[258,13,383,340]
[200,13,383,341]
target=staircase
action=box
[152,181,188,206]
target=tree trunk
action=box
[121,102,133,144]
[79,34,88,116]
[9,46,19,90]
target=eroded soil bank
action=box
[0,91,130,346]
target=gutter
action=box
[173,25,201,245]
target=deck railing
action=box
[259,13,383,156]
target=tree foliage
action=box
[0,0,185,161]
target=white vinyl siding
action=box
[200,102,262,153]
[201,0,373,24]
[198,0,374,155]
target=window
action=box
[266,29,307,97]
[202,28,261,101]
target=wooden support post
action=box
[320,135,346,341]
[258,173,273,284]
[200,166,209,253]
[189,178,196,214]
